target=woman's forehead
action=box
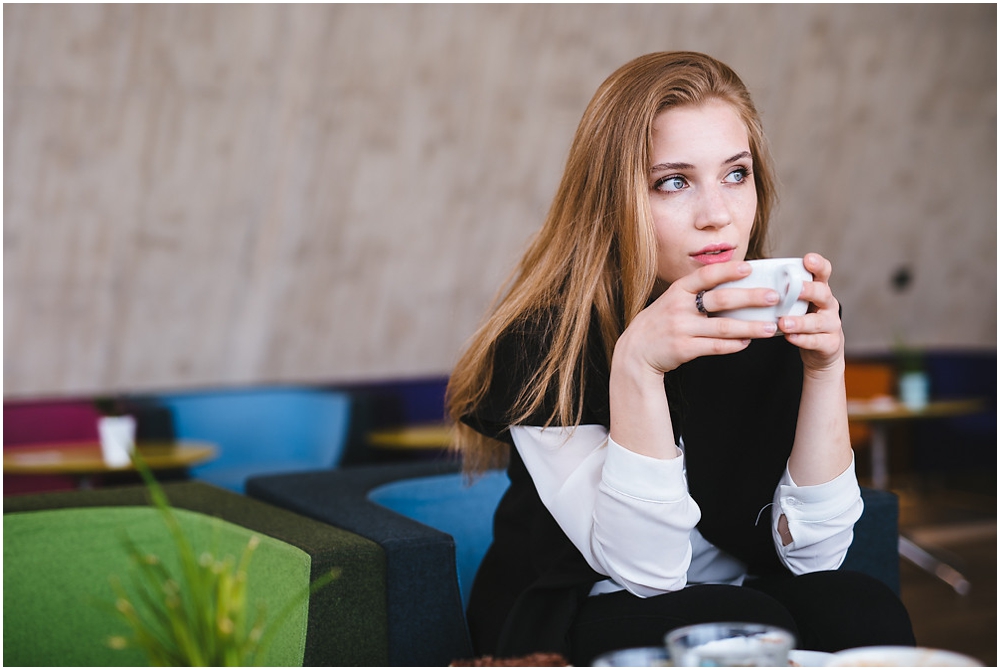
[650,101,750,161]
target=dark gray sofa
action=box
[247,460,901,667]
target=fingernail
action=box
[782,318,795,330]
[738,262,752,274]
[766,291,779,304]
[764,323,777,335]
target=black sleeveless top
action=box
[461,317,803,657]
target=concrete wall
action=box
[4,4,996,398]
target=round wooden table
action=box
[367,424,455,451]
[4,440,217,485]
[847,397,985,491]
[847,396,986,595]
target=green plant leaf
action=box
[107,452,340,666]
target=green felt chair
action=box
[3,482,388,667]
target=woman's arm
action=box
[594,262,796,585]
[772,456,863,572]
[609,261,779,457]
[510,424,701,597]
[772,253,857,547]
[779,253,854,487]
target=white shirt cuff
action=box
[775,456,861,523]
[602,436,687,503]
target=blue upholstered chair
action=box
[249,460,473,666]
[150,387,352,493]
[366,468,510,609]
[247,460,901,666]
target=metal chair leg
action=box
[898,535,972,595]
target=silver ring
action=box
[695,290,708,314]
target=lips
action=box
[691,244,735,265]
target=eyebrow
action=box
[649,150,752,173]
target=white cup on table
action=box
[98,415,136,468]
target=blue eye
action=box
[657,176,687,192]
[725,168,750,184]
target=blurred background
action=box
[3,4,995,397]
[3,4,996,664]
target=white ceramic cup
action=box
[711,258,813,327]
[898,371,930,410]
[98,415,136,468]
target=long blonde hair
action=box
[447,52,777,474]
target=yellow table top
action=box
[367,424,454,450]
[364,398,987,450]
[847,397,985,423]
[3,441,217,475]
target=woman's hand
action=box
[609,260,780,459]
[782,253,853,487]
[778,253,845,375]
[615,260,780,376]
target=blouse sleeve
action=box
[510,424,702,597]
[771,455,863,573]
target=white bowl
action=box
[826,646,982,667]
[787,649,834,666]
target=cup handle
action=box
[779,267,805,315]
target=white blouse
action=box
[509,424,863,598]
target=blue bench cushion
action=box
[368,469,510,608]
[247,460,472,666]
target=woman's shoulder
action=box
[492,309,556,365]
[462,310,557,441]
[464,307,612,438]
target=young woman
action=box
[447,52,914,665]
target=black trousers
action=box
[568,570,915,666]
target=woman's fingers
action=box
[675,260,753,295]
[781,252,846,366]
[689,336,753,359]
[780,291,839,341]
[637,256,846,373]
[796,277,838,313]
[700,286,781,314]
[780,311,836,335]
[781,253,839,330]
[695,314,777,340]
[803,252,832,284]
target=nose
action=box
[694,184,732,230]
